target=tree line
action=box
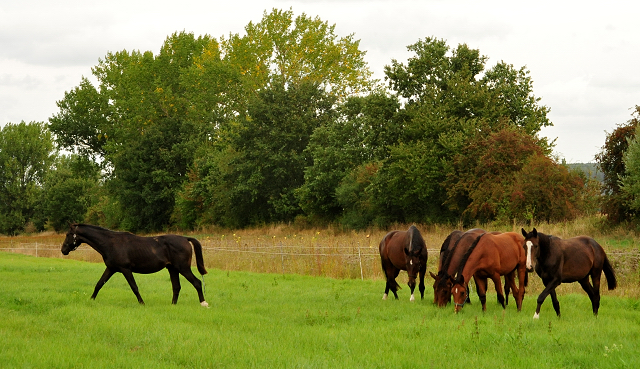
[1,8,621,235]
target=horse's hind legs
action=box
[167,266,182,304]
[579,276,599,315]
[91,267,115,300]
[180,269,208,307]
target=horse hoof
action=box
[533,312,540,319]
[201,301,210,308]
[382,294,388,300]
[410,294,415,302]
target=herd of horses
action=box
[379,225,617,318]
[60,223,617,319]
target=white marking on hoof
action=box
[382,293,388,300]
[533,312,539,319]
[201,301,210,308]
[410,294,415,302]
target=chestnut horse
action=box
[450,232,527,313]
[61,223,209,307]
[432,229,503,307]
[521,228,617,318]
[379,225,428,301]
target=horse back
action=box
[444,229,485,276]
[379,230,409,270]
[558,236,602,281]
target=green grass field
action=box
[1,251,639,368]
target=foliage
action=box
[0,121,56,234]
[620,122,640,213]
[597,105,640,222]
[40,155,101,232]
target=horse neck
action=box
[77,226,113,254]
[537,233,554,261]
[454,233,486,284]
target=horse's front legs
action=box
[534,278,561,319]
[121,269,144,305]
[91,267,115,300]
[490,273,506,309]
[418,264,426,300]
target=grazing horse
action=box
[61,223,209,307]
[432,229,498,307]
[379,225,428,301]
[451,232,527,313]
[521,228,617,318]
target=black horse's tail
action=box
[188,237,208,275]
[603,255,617,290]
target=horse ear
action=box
[532,228,537,237]
[521,228,527,237]
[403,247,409,255]
[429,271,437,280]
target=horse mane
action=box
[454,233,486,282]
[407,225,425,253]
[74,223,132,235]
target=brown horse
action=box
[431,228,498,307]
[521,228,617,318]
[61,223,209,307]
[379,225,428,301]
[450,232,527,313]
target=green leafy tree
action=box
[40,155,101,231]
[0,122,55,234]
[50,31,212,232]
[596,105,640,222]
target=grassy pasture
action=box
[1,251,640,368]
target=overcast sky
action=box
[2,0,639,163]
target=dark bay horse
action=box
[450,232,527,313]
[379,225,428,301]
[431,228,494,307]
[61,223,209,307]
[521,228,617,318]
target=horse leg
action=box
[179,268,208,307]
[515,266,527,312]
[505,271,520,310]
[91,267,115,300]
[490,273,506,309]
[167,265,182,305]
[579,275,598,315]
[391,269,400,300]
[121,269,144,305]
[534,278,561,319]
[418,264,426,300]
[475,277,488,311]
[550,289,561,317]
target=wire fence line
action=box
[2,241,639,281]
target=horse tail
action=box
[188,237,208,275]
[603,254,617,290]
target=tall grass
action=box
[1,252,639,368]
[1,216,638,297]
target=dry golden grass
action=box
[1,216,638,297]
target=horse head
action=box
[450,275,467,313]
[403,247,421,291]
[61,223,80,255]
[432,271,453,307]
[521,228,540,272]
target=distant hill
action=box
[567,163,604,183]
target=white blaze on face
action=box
[410,260,413,265]
[526,241,533,269]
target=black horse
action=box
[379,225,428,301]
[61,223,209,306]
[521,228,617,318]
